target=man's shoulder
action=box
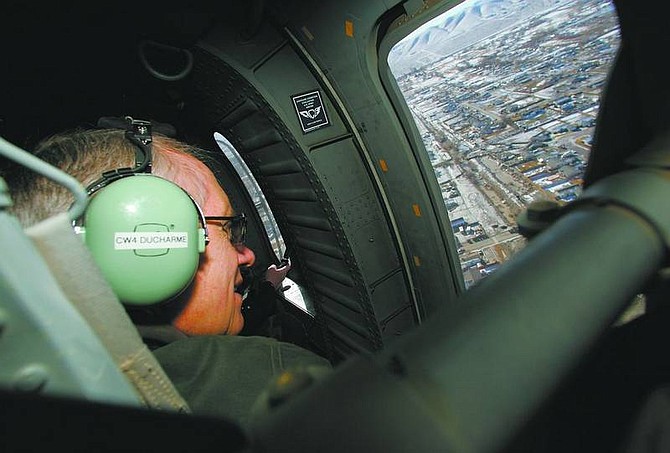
[152,334,332,425]
[155,333,311,350]
[153,334,331,372]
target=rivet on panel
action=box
[413,255,421,267]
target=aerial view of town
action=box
[391,0,620,287]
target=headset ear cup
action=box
[83,175,204,306]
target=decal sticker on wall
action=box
[292,90,330,133]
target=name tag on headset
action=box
[114,232,189,250]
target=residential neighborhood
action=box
[393,0,620,286]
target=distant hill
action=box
[388,0,575,77]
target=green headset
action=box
[77,117,208,306]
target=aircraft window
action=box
[214,132,286,259]
[281,277,313,316]
[389,0,620,288]
[213,132,314,315]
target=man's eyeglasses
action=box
[204,213,247,245]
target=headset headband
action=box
[86,116,154,195]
